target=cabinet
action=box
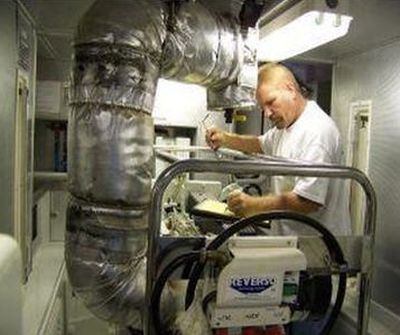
[49,190,68,242]
[34,185,67,243]
[33,83,69,244]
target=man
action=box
[206,62,351,236]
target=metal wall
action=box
[332,40,400,317]
[0,0,17,235]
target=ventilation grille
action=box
[17,9,33,72]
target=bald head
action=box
[258,62,301,92]
[256,63,307,129]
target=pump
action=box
[144,148,376,335]
[150,208,350,335]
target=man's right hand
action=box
[205,127,226,150]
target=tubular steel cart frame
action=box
[144,147,377,335]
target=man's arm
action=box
[206,127,263,154]
[227,190,321,217]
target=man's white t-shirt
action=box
[258,100,351,235]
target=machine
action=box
[209,236,307,330]
[150,207,348,335]
[145,148,376,335]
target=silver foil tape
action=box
[161,1,241,88]
[68,105,154,208]
[65,199,148,326]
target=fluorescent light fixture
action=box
[258,11,353,61]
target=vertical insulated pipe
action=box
[66,0,165,327]
[66,0,257,329]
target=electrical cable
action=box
[127,326,143,335]
[321,271,346,335]
[181,258,196,278]
[184,210,347,335]
[150,252,201,335]
[156,238,204,280]
[202,290,217,315]
[156,238,204,268]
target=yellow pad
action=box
[192,199,238,219]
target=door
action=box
[13,72,31,281]
[347,101,372,235]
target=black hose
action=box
[321,272,346,335]
[181,259,196,279]
[156,238,204,279]
[150,252,201,335]
[184,210,347,335]
[202,290,217,315]
[127,327,143,335]
[156,238,204,268]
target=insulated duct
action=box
[160,1,258,109]
[66,0,260,328]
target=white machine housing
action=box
[210,236,307,328]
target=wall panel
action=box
[0,0,17,235]
[333,40,400,315]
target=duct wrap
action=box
[67,0,165,327]
[70,0,166,113]
[207,26,259,110]
[161,2,240,87]
[68,105,154,207]
[161,1,258,110]
[65,200,147,324]
[66,0,259,329]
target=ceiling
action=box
[22,0,95,60]
[23,0,400,63]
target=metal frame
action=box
[145,147,377,335]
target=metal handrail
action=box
[145,149,377,335]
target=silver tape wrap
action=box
[161,2,241,88]
[68,105,154,208]
[207,84,256,110]
[66,0,162,325]
[198,0,245,20]
[207,27,258,110]
[65,199,147,326]
[71,46,160,113]
[71,0,166,113]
